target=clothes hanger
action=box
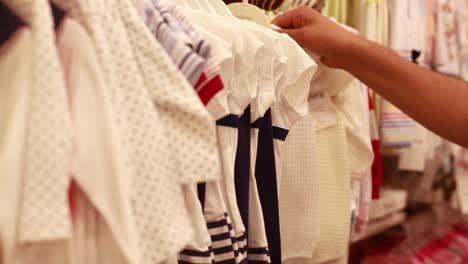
[227,0,269,26]
[0,2,26,46]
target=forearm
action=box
[340,38,468,147]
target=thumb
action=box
[277,28,305,46]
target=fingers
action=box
[272,10,297,29]
[272,6,314,29]
[277,28,306,46]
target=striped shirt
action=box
[145,1,206,87]
[147,0,224,105]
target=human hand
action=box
[272,6,365,68]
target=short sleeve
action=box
[274,34,317,129]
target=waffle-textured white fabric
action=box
[332,79,374,180]
[312,70,365,263]
[3,0,74,244]
[281,113,320,262]
[310,118,351,263]
[273,35,316,194]
[282,99,351,264]
[281,62,359,264]
[0,27,33,264]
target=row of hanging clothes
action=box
[0,0,379,264]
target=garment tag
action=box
[309,94,337,131]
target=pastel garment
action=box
[117,1,222,263]
[181,9,265,246]
[281,109,320,262]
[332,78,373,181]
[144,1,206,87]
[143,3,231,262]
[147,0,225,104]
[234,106,272,264]
[178,185,213,264]
[352,0,388,46]
[195,28,248,264]
[380,0,423,146]
[272,34,317,195]
[433,0,461,76]
[52,1,220,263]
[3,0,74,247]
[162,3,227,99]
[56,16,136,264]
[355,86,374,233]
[195,24,249,264]
[323,0,348,24]
[240,20,283,264]
[0,26,33,264]
[199,180,246,264]
[187,12,262,263]
[281,59,366,263]
[310,110,351,264]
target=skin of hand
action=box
[271,6,361,68]
[272,6,468,148]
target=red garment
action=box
[368,89,383,199]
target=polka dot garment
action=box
[52,0,193,263]
[3,0,74,243]
[53,0,222,263]
[117,2,222,262]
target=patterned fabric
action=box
[154,0,225,105]
[281,111,320,263]
[380,0,421,146]
[144,1,206,86]
[117,1,222,263]
[310,120,351,264]
[144,0,224,106]
[3,0,74,243]
[56,16,135,264]
[379,53,416,148]
[52,1,219,263]
[0,26,33,264]
[215,124,249,264]
[205,213,245,264]
[144,3,236,263]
